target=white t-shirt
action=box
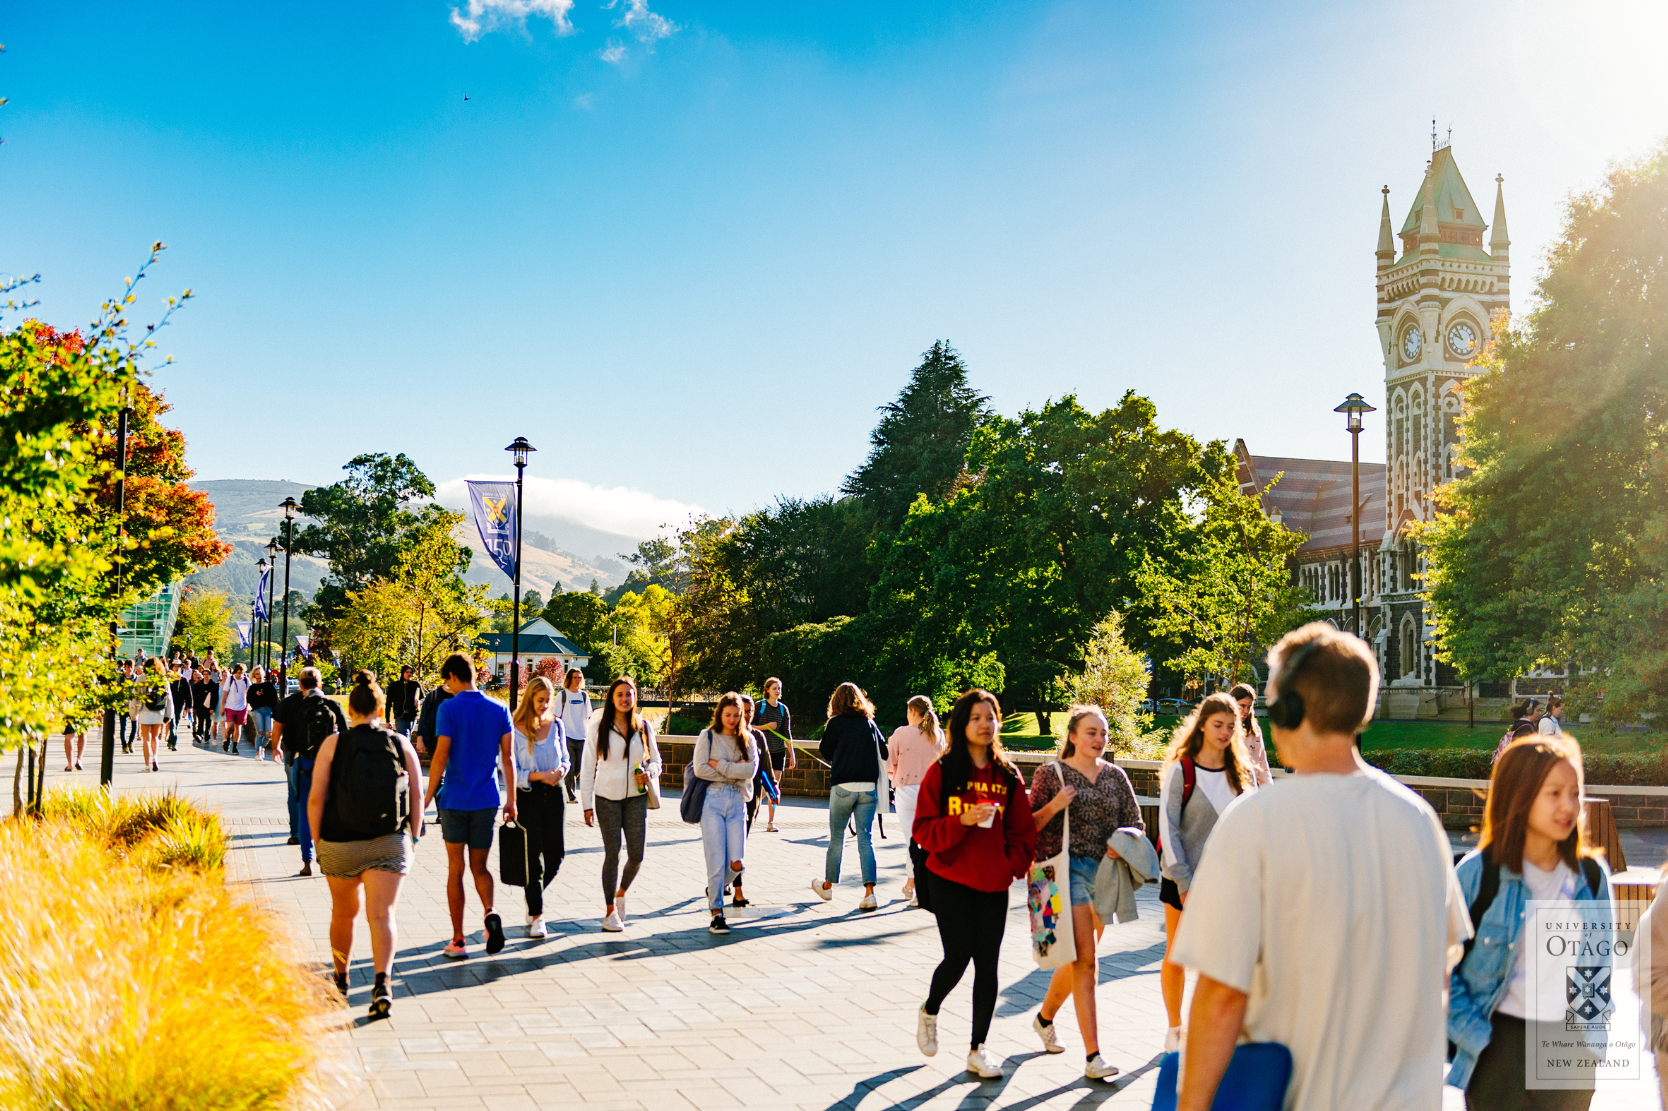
[1170,767,1470,1111]
[1193,765,1239,817]
[222,675,250,711]
[559,689,592,746]
[1496,859,1578,1021]
[1538,716,1561,736]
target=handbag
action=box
[1149,1043,1292,1111]
[643,738,663,811]
[680,731,712,825]
[1026,763,1077,970]
[498,818,529,887]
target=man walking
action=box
[1171,623,1469,1111]
[272,667,346,875]
[168,664,192,752]
[114,658,137,753]
[420,653,515,959]
[387,665,423,738]
[221,663,251,753]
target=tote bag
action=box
[1149,1043,1292,1111]
[498,819,529,887]
[1026,763,1076,970]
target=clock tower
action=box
[1374,140,1510,684]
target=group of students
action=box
[76,655,285,773]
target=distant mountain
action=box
[186,479,622,604]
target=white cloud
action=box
[436,474,703,541]
[598,40,627,64]
[605,0,677,42]
[450,0,575,42]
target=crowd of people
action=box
[96,625,1664,1109]
[85,652,288,773]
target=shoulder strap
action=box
[1180,756,1197,814]
[1580,856,1603,897]
[1460,859,1502,964]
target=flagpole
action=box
[505,437,535,713]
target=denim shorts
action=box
[438,807,497,850]
[1068,854,1101,907]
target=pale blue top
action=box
[512,720,570,790]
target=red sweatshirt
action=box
[913,758,1037,893]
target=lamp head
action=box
[506,436,536,467]
[265,537,279,556]
[279,496,299,519]
[1333,392,1376,433]
[257,558,267,571]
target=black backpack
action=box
[295,694,342,760]
[331,724,409,838]
[144,680,168,713]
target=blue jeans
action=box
[119,714,133,747]
[253,707,273,740]
[285,758,300,839]
[701,784,747,911]
[826,785,877,886]
[1068,853,1100,907]
[295,757,316,863]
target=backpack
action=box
[144,680,168,713]
[294,694,341,760]
[1155,756,1196,854]
[330,724,409,838]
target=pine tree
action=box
[842,341,991,529]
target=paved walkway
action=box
[31,732,1662,1110]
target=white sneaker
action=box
[1164,1025,1185,1053]
[527,916,548,939]
[916,1006,938,1057]
[1085,1053,1119,1080]
[810,877,832,902]
[615,894,627,922]
[601,910,624,932]
[859,891,878,911]
[1032,1014,1063,1053]
[965,1044,1003,1079]
[908,889,919,908]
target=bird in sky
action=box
[463,94,471,101]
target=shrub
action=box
[1361,747,1668,787]
[0,799,327,1108]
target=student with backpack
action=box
[581,675,662,932]
[1447,734,1612,1109]
[420,653,517,960]
[168,664,192,752]
[738,694,776,836]
[307,671,424,1020]
[912,688,1038,1080]
[273,667,349,877]
[221,663,251,753]
[695,692,759,934]
[887,695,944,907]
[556,667,591,803]
[756,677,795,831]
[1157,691,1256,1052]
[247,666,279,760]
[510,676,568,940]
[190,668,214,744]
[811,682,890,911]
[134,658,174,773]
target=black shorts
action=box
[1160,877,1184,911]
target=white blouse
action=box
[578,719,663,811]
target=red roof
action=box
[1235,441,1386,554]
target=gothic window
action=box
[1411,387,1426,507]
[1399,614,1418,679]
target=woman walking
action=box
[1027,706,1144,1080]
[511,675,568,940]
[191,668,215,744]
[1157,691,1255,1051]
[811,682,890,910]
[913,688,1036,1079]
[203,656,223,744]
[307,671,424,1020]
[580,675,662,933]
[248,666,280,759]
[696,692,758,934]
[756,677,795,831]
[739,694,776,835]
[134,658,174,772]
[1228,682,1273,786]
[1448,734,1612,1109]
[887,695,943,907]
[63,717,87,772]
[557,667,591,803]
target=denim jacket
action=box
[1446,848,1613,1090]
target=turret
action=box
[1376,186,1394,274]
[1490,174,1510,259]
[1418,164,1439,258]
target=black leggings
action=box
[518,783,566,916]
[595,793,647,903]
[924,871,1008,1050]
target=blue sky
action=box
[7,0,1668,540]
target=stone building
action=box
[1238,139,1510,709]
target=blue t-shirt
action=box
[435,690,512,811]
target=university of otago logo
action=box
[481,497,509,527]
[1565,966,1614,1031]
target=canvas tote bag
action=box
[1026,762,1076,970]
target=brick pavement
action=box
[35,732,1659,1110]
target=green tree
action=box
[171,588,236,658]
[725,495,879,632]
[622,536,687,592]
[1063,611,1160,756]
[521,589,544,614]
[842,340,991,529]
[542,590,611,650]
[285,453,453,624]
[1421,143,1668,719]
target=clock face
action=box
[1401,326,1422,362]
[1447,321,1478,358]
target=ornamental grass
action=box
[0,788,331,1110]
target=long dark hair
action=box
[1480,734,1590,871]
[595,675,643,759]
[938,688,1018,796]
[1163,691,1252,795]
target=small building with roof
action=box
[478,617,591,678]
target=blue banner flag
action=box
[235,621,251,648]
[253,565,269,620]
[466,479,519,580]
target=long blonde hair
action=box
[906,694,943,749]
[513,676,556,761]
[1163,691,1252,795]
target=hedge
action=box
[1364,748,1668,787]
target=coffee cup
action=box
[978,804,999,828]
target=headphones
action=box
[1265,640,1321,730]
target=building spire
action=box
[1418,162,1439,257]
[1490,173,1510,257]
[1377,185,1395,270]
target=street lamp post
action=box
[505,437,535,713]
[101,401,131,788]
[1333,393,1377,639]
[265,537,280,669]
[256,557,268,670]
[278,497,298,691]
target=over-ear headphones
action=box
[1265,640,1321,730]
